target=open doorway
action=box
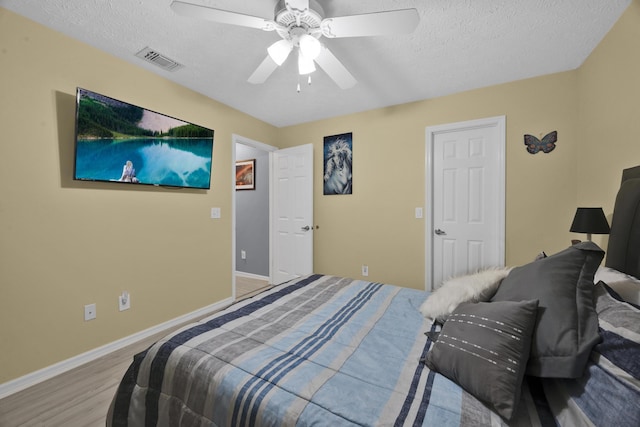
[232,135,277,300]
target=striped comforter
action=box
[107,275,559,426]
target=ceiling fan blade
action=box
[321,9,419,38]
[314,47,357,89]
[171,1,275,31]
[248,56,279,84]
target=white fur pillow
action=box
[420,267,512,322]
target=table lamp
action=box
[570,207,610,241]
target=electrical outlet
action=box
[362,265,369,277]
[119,291,131,311]
[84,303,96,321]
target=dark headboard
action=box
[605,165,640,278]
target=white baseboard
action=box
[235,271,270,281]
[0,297,234,400]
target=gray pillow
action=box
[491,241,604,378]
[425,299,539,420]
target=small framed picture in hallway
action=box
[236,159,255,190]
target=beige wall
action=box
[2,0,638,385]
[576,0,640,252]
[0,9,277,383]
[278,73,580,288]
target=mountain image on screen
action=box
[73,88,214,189]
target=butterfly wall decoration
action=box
[524,131,557,154]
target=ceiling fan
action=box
[170,0,420,89]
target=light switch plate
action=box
[119,291,130,311]
[415,207,423,219]
[210,207,221,219]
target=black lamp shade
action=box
[570,207,610,234]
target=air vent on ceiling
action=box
[135,47,183,71]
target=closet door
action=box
[426,117,505,290]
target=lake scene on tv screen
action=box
[74,88,214,189]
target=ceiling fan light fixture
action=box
[171,0,420,89]
[298,34,321,59]
[298,51,316,75]
[267,40,292,65]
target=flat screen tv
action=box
[73,87,214,189]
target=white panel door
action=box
[272,144,313,285]
[427,117,505,290]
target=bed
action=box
[108,167,640,427]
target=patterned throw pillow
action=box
[424,299,539,420]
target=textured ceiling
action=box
[0,0,632,127]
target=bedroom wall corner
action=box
[276,72,580,289]
[0,8,277,385]
[576,0,640,251]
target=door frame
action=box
[424,116,506,291]
[232,134,277,300]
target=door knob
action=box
[434,229,446,235]
[301,225,311,231]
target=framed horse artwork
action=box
[323,132,353,195]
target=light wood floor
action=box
[0,276,270,427]
[235,275,272,299]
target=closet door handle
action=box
[434,229,447,236]
[301,226,311,231]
